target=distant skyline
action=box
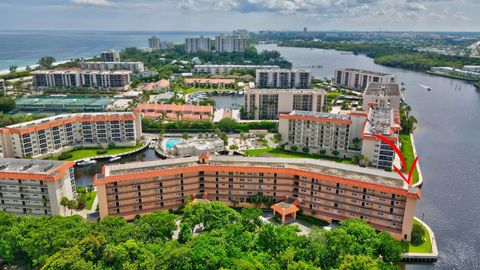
[1,0,479,32]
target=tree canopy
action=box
[0,202,405,269]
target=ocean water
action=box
[0,30,219,72]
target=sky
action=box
[0,0,479,32]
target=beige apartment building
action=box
[256,69,312,89]
[278,110,366,155]
[279,106,401,169]
[244,89,327,120]
[32,69,131,90]
[334,68,396,90]
[94,155,420,241]
[0,159,76,216]
[362,82,402,111]
[0,112,142,159]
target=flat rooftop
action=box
[32,69,131,75]
[365,82,401,96]
[0,158,66,175]
[341,68,392,77]
[103,155,405,189]
[289,110,351,121]
[4,112,134,129]
[364,107,394,136]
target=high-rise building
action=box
[94,155,420,241]
[362,82,401,111]
[0,158,76,216]
[334,68,396,90]
[185,36,211,53]
[256,69,312,89]
[101,50,121,62]
[215,35,246,53]
[244,88,327,120]
[148,36,160,51]
[0,112,142,159]
[360,106,401,169]
[32,69,131,89]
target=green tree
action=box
[0,97,16,113]
[134,211,177,242]
[290,145,298,152]
[38,56,56,69]
[217,117,239,132]
[182,133,189,140]
[336,254,380,270]
[240,207,262,232]
[178,222,193,244]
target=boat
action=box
[109,156,121,162]
[76,159,97,167]
[418,84,432,91]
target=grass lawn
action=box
[85,191,97,210]
[402,219,432,253]
[50,145,143,161]
[399,134,420,184]
[243,148,353,164]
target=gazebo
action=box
[271,198,302,224]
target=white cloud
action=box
[406,3,426,11]
[71,0,112,6]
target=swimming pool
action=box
[165,138,182,149]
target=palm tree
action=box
[9,65,17,79]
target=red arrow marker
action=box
[373,135,418,187]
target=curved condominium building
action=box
[94,155,420,241]
[0,112,142,159]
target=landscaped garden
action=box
[49,144,143,161]
[400,134,420,184]
[402,219,432,253]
